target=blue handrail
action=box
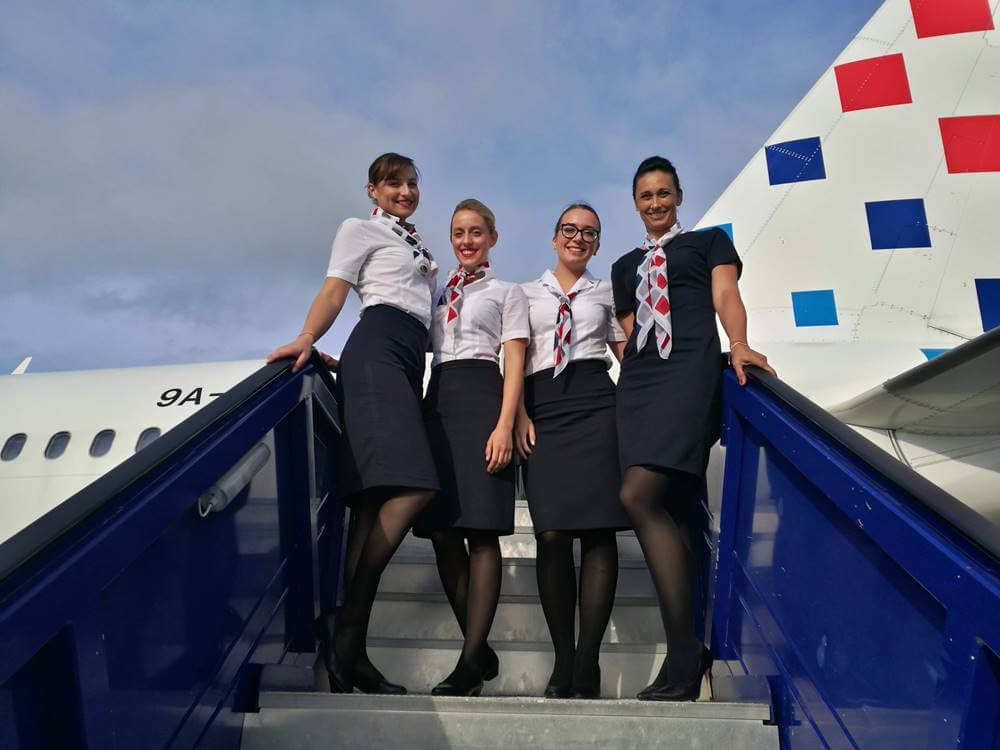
[713,368,1000,749]
[0,356,344,750]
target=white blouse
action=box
[326,217,438,328]
[430,274,530,367]
[521,269,626,376]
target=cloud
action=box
[0,0,881,372]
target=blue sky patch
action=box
[791,289,838,326]
[765,137,826,185]
[976,278,1000,331]
[864,199,931,249]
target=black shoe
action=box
[570,657,601,699]
[637,645,713,702]
[353,655,407,695]
[480,644,500,682]
[317,637,355,694]
[543,653,574,699]
[432,657,484,697]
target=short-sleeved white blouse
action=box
[430,273,529,367]
[326,217,438,328]
[520,269,626,376]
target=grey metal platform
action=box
[241,500,778,748]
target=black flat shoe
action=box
[543,682,574,699]
[480,645,500,682]
[570,658,601,699]
[637,645,713,702]
[353,656,407,695]
[432,658,484,697]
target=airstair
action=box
[1,351,997,749]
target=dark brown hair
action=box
[632,156,682,197]
[367,152,419,187]
[553,202,601,238]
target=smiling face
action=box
[634,170,683,238]
[450,209,497,270]
[552,206,601,274]
[368,165,420,220]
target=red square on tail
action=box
[834,54,912,112]
[939,115,1000,173]
[910,0,994,38]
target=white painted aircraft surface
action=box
[1,0,997,544]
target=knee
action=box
[618,483,645,517]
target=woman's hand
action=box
[730,342,776,386]
[267,334,314,372]
[515,410,536,459]
[485,423,514,474]
[318,351,339,371]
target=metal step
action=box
[363,638,674,698]
[398,529,645,561]
[369,597,663,645]
[378,555,657,600]
[243,692,778,750]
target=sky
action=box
[0,0,881,373]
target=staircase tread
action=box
[257,691,772,720]
[366,637,667,653]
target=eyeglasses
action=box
[559,223,600,242]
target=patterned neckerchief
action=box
[540,270,597,377]
[369,206,438,277]
[439,262,492,325]
[635,223,683,359]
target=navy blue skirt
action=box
[522,360,630,533]
[414,360,515,536]
[334,305,439,501]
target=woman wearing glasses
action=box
[267,152,439,695]
[414,199,529,697]
[515,203,630,699]
[611,156,773,701]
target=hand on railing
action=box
[267,334,315,372]
[730,342,776,386]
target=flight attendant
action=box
[267,152,439,694]
[415,199,529,697]
[611,156,774,700]
[515,203,630,699]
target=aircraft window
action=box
[135,427,161,452]
[45,432,71,459]
[2,433,27,461]
[90,429,116,458]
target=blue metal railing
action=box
[0,356,344,749]
[713,368,1000,749]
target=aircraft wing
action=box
[829,327,1000,435]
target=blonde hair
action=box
[452,198,497,233]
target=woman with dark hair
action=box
[611,156,774,700]
[268,152,439,694]
[415,198,529,697]
[515,203,630,699]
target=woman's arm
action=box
[267,277,353,371]
[616,311,635,341]
[486,339,527,473]
[711,264,775,385]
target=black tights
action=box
[335,487,434,671]
[619,466,701,683]
[431,530,502,667]
[535,529,618,687]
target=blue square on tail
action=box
[791,289,838,327]
[697,223,734,242]
[865,199,931,249]
[976,278,1000,331]
[765,137,826,185]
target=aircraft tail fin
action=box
[11,357,32,375]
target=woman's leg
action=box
[618,466,702,688]
[535,530,576,696]
[573,529,619,697]
[332,487,434,689]
[430,530,471,637]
